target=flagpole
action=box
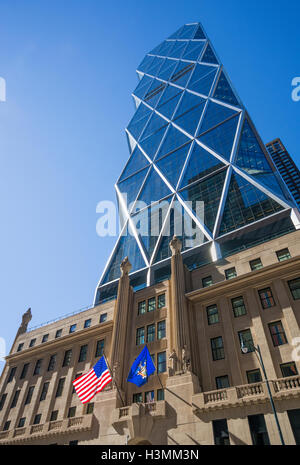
[103,353,125,407]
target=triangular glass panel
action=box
[144,80,166,108]
[117,167,149,208]
[155,125,191,160]
[197,101,238,135]
[179,24,198,39]
[168,26,183,40]
[146,57,165,77]
[136,166,172,207]
[218,172,284,236]
[137,55,155,73]
[201,43,218,64]
[169,41,188,59]
[174,102,206,136]
[235,119,286,197]
[187,67,217,96]
[194,24,206,39]
[155,142,192,188]
[173,91,206,119]
[102,229,147,284]
[139,112,168,141]
[213,71,239,106]
[157,40,175,57]
[154,200,206,263]
[180,142,226,188]
[127,103,153,141]
[139,125,168,160]
[131,196,173,261]
[157,58,178,81]
[133,75,154,99]
[119,147,150,182]
[179,169,227,233]
[170,61,195,87]
[182,40,206,61]
[149,41,164,56]
[156,85,183,120]
[198,114,239,161]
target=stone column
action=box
[169,236,191,373]
[110,257,133,394]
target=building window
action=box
[42,334,49,343]
[69,324,77,334]
[148,297,156,312]
[157,352,166,373]
[20,363,29,379]
[136,327,145,346]
[147,324,155,343]
[95,339,104,358]
[72,374,82,393]
[202,276,213,287]
[69,440,78,446]
[145,390,154,403]
[55,378,65,397]
[258,287,275,309]
[86,403,94,414]
[247,369,262,384]
[47,354,57,371]
[133,393,143,403]
[50,410,58,421]
[39,382,50,402]
[211,337,225,361]
[55,329,62,338]
[225,267,237,280]
[248,414,270,445]
[158,294,166,309]
[29,338,36,347]
[288,278,300,300]
[68,407,76,418]
[216,375,230,389]
[213,419,230,445]
[33,414,41,425]
[231,296,247,317]
[157,320,166,339]
[250,258,263,271]
[3,421,11,431]
[100,313,107,323]
[287,409,300,445]
[157,389,164,401]
[18,417,26,428]
[84,319,91,328]
[78,344,88,362]
[10,390,20,408]
[17,343,24,352]
[206,304,219,325]
[238,329,254,353]
[276,248,291,262]
[138,300,146,315]
[62,349,72,367]
[24,386,35,405]
[0,393,7,411]
[33,359,43,375]
[269,321,287,347]
[7,367,16,383]
[280,362,298,377]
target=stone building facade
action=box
[0,230,300,445]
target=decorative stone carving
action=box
[182,345,191,373]
[168,349,178,375]
[120,257,132,277]
[18,308,32,334]
[169,236,182,256]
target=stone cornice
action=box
[186,256,300,303]
[5,321,114,363]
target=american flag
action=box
[72,356,112,404]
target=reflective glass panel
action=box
[143,80,166,108]
[201,43,218,64]
[133,75,154,99]
[178,24,198,39]
[198,101,238,135]
[139,125,168,160]
[170,61,195,87]
[157,59,178,81]
[169,41,188,59]
[155,125,190,159]
[213,71,239,106]
[137,55,155,73]
[182,40,206,61]
[187,68,217,96]
[117,167,149,207]
[156,142,192,188]
[173,102,206,136]
[157,41,175,57]
[140,112,168,141]
[136,167,172,207]
[194,24,206,39]
[156,85,183,120]
[198,114,239,160]
[119,147,150,182]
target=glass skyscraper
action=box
[95,23,298,305]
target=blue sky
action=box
[0,0,299,370]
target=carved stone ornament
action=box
[19,308,32,334]
[120,256,132,277]
[169,235,182,256]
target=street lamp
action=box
[240,340,285,445]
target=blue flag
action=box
[127,345,156,387]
